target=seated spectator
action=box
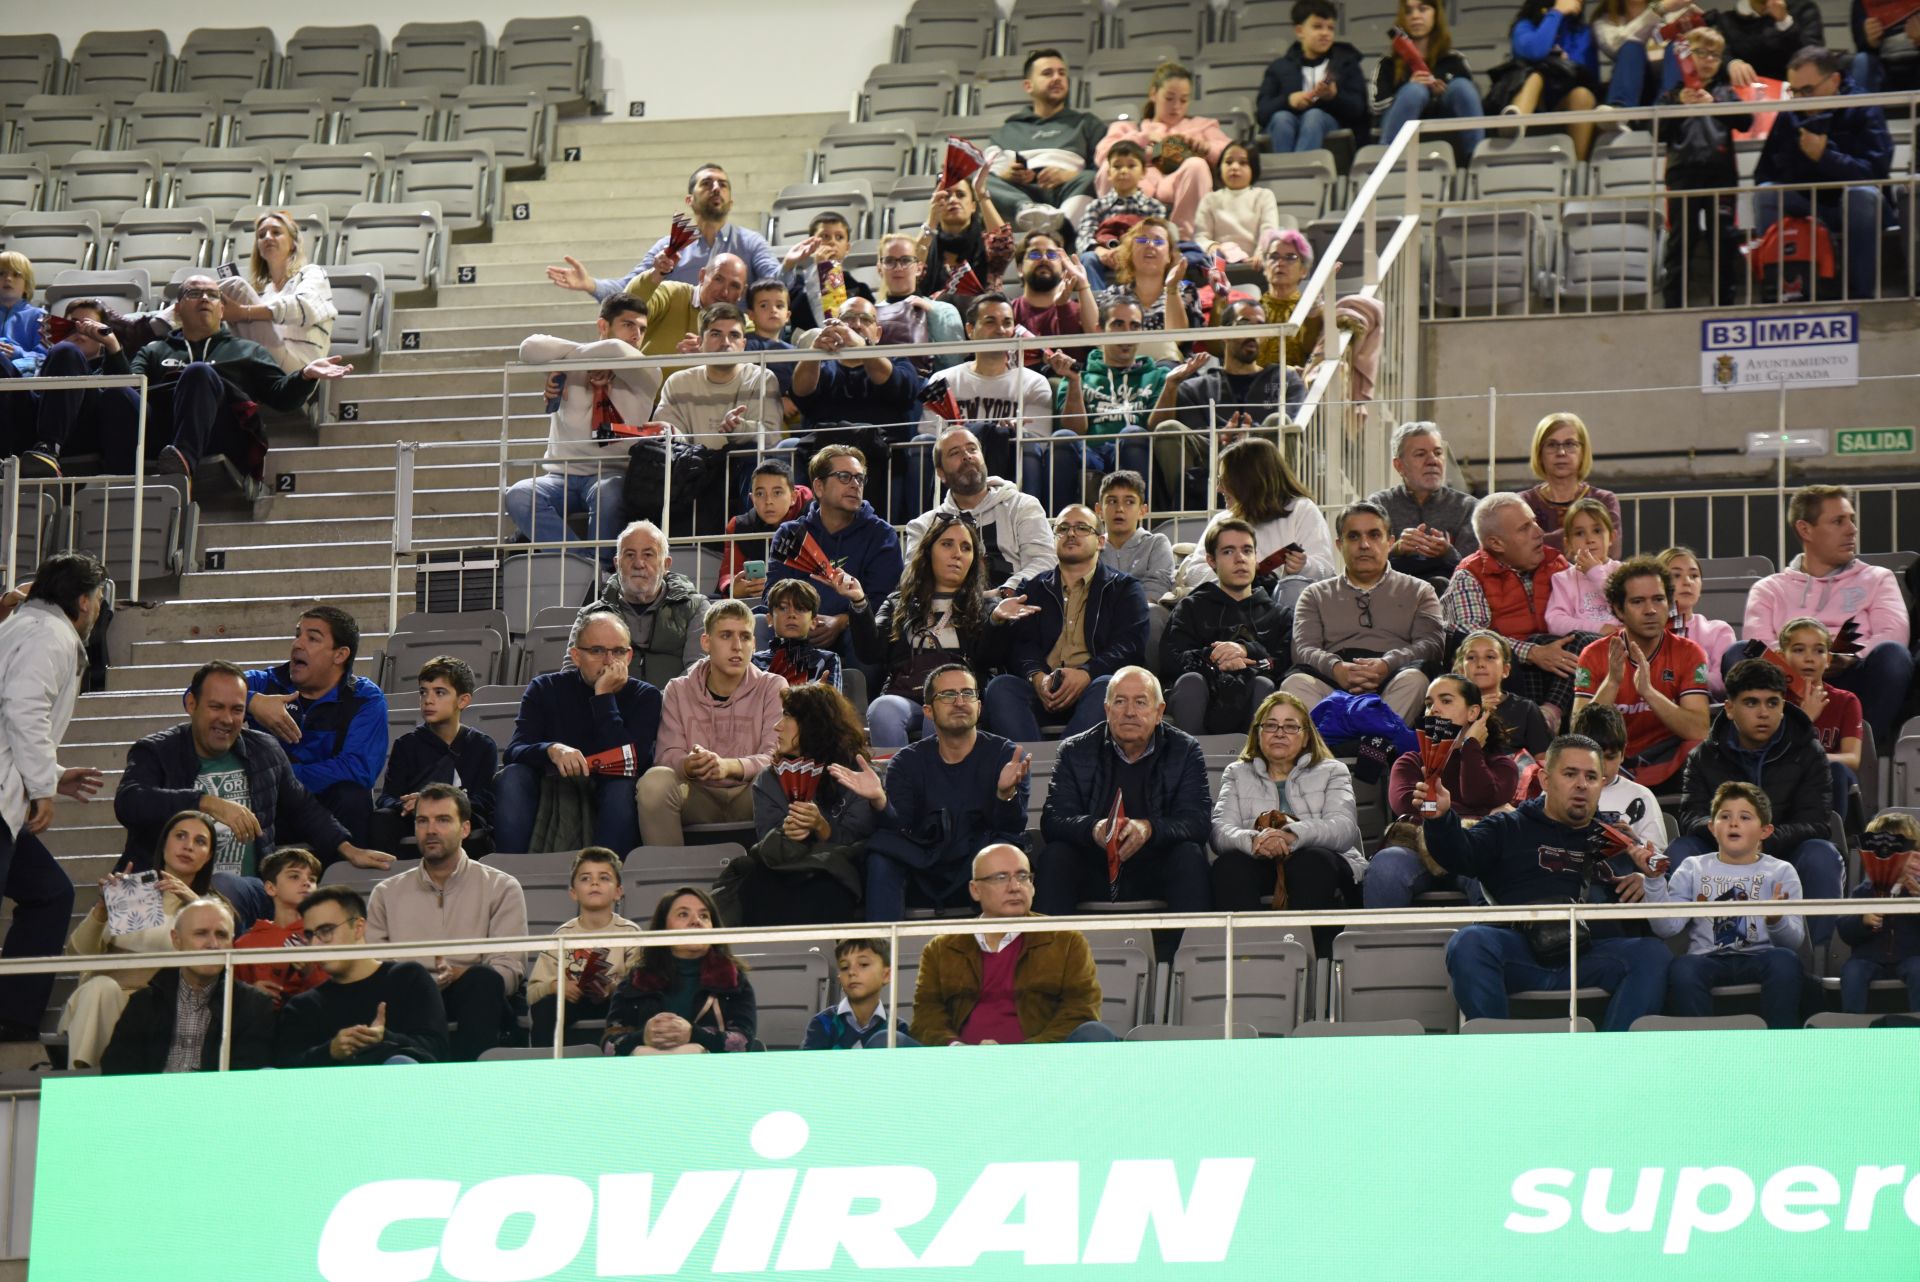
[1742,484,1911,745]
[1670,658,1846,942]
[1367,675,1519,909]
[842,664,1031,920]
[720,683,877,925]
[494,611,663,856]
[1776,616,1865,829]
[116,661,391,906]
[779,211,876,335]
[1034,668,1211,914]
[1258,0,1371,153]
[652,303,780,455]
[1657,28,1750,309]
[372,655,498,857]
[1211,690,1362,950]
[914,173,1014,300]
[986,50,1105,232]
[1445,494,1579,731]
[1425,734,1673,1030]
[1057,298,1157,493]
[1647,781,1807,1029]
[1455,627,1554,755]
[1078,143,1170,291]
[1241,230,1322,369]
[1193,142,1282,262]
[1282,500,1445,725]
[852,514,1022,749]
[368,784,529,1061]
[1093,62,1229,237]
[1166,518,1294,735]
[1710,0,1825,82]
[510,296,653,557]
[1836,811,1920,1012]
[233,847,325,1008]
[584,520,711,690]
[764,446,905,679]
[716,460,812,602]
[1011,231,1100,355]
[743,281,799,417]
[754,580,843,689]
[209,211,335,374]
[1593,0,1683,108]
[912,843,1115,1045]
[985,505,1149,741]
[804,938,913,1049]
[274,885,451,1067]
[638,601,786,847]
[604,886,756,1054]
[1522,413,1622,557]
[1500,0,1603,161]
[0,252,44,376]
[620,243,751,362]
[0,300,141,478]
[1098,470,1176,604]
[1659,546,1737,696]
[787,297,926,508]
[547,163,781,295]
[100,899,274,1075]
[1575,703,1672,852]
[1096,217,1195,364]
[1851,0,1920,92]
[901,428,1056,597]
[62,811,220,1068]
[1366,420,1480,587]
[873,234,965,375]
[1544,499,1624,637]
[239,605,387,846]
[1150,310,1307,509]
[526,847,642,1047]
[1175,438,1335,593]
[1375,0,1487,160]
[1571,557,1712,791]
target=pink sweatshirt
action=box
[1675,609,1737,695]
[653,658,787,790]
[1545,560,1620,635]
[1742,556,1911,652]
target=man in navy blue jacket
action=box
[983,504,1149,742]
[1034,667,1211,914]
[1424,733,1672,1031]
[239,605,387,846]
[494,610,663,855]
[1755,46,1894,300]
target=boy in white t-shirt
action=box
[1573,704,1668,854]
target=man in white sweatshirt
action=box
[510,295,656,559]
[901,429,1057,596]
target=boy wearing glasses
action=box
[765,445,905,678]
[371,656,499,856]
[1657,28,1752,307]
[274,885,451,1067]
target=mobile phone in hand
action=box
[744,559,766,579]
[215,261,242,280]
[1047,669,1065,694]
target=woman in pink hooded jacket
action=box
[1093,62,1231,237]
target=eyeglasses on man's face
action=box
[825,470,868,487]
[931,687,980,704]
[575,644,632,660]
[1055,521,1098,536]
[973,871,1035,887]
[303,917,361,944]
[179,287,221,301]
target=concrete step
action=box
[555,115,841,148]
[129,589,396,638]
[213,539,394,572]
[263,440,514,472]
[331,368,548,400]
[41,823,126,859]
[325,392,543,424]
[495,217,771,247]
[179,563,404,601]
[75,688,208,717]
[379,344,523,372]
[318,414,548,448]
[393,299,597,330]
[451,237,655,267]
[397,320,598,352]
[504,170,801,205]
[61,711,180,746]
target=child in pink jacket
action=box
[1545,498,1622,637]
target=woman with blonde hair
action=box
[1091,62,1232,236]
[1098,215,1195,362]
[212,211,336,373]
[1520,411,1622,556]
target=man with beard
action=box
[1423,735,1672,1031]
[1365,421,1480,585]
[901,429,1055,597]
[986,50,1106,237]
[764,446,905,684]
[1165,518,1294,735]
[1010,230,1100,351]
[368,784,529,1061]
[580,520,710,692]
[1570,557,1711,792]
[1146,298,1304,505]
[546,163,782,297]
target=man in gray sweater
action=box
[1281,501,1445,724]
[1364,421,1478,587]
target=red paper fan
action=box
[917,381,964,423]
[1388,27,1430,78]
[1104,789,1128,886]
[1862,831,1913,895]
[776,758,823,804]
[666,213,698,254]
[1674,43,1703,91]
[1594,817,1668,878]
[1413,720,1460,816]
[941,137,987,190]
[936,262,984,300]
[585,745,640,777]
[1658,8,1706,41]
[570,948,615,1001]
[771,526,841,578]
[44,314,76,343]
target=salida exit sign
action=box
[1836,428,1914,456]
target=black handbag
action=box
[1521,913,1592,965]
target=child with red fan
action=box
[1836,813,1920,1013]
[526,848,642,1046]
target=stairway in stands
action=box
[36,111,842,930]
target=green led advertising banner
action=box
[29,1031,1920,1278]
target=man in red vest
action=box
[1443,493,1579,731]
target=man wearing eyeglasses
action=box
[100,898,276,1074]
[840,664,1033,920]
[1147,299,1304,506]
[764,445,904,682]
[546,163,782,296]
[494,610,663,855]
[901,428,1057,597]
[909,842,1115,1046]
[1753,45,1894,301]
[274,885,451,1067]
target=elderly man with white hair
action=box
[579,520,711,692]
[1443,492,1580,729]
[1364,421,1480,586]
[1033,666,1212,914]
[99,898,277,1074]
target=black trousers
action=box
[529,994,610,1048]
[1212,845,1358,957]
[442,966,515,1061]
[0,817,75,1030]
[1033,840,1212,915]
[315,780,374,850]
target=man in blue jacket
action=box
[983,504,1149,742]
[1034,667,1211,914]
[764,444,903,685]
[1424,733,1672,1031]
[239,605,388,846]
[1755,46,1894,300]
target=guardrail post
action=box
[1566,906,1579,1033]
[1223,913,1236,1039]
[1,456,16,592]
[552,938,568,1058]
[129,376,148,601]
[392,441,417,636]
[219,951,235,1071]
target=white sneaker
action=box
[1014,203,1065,234]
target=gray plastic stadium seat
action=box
[499,550,599,635]
[336,201,444,294]
[1111,0,1213,55]
[282,26,384,109]
[279,143,389,223]
[167,147,274,224]
[0,155,49,219]
[0,35,65,116]
[816,121,918,186]
[44,268,150,317]
[1256,150,1338,226]
[1193,52,1276,107]
[447,85,549,171]
[767,181,874,243]
[862,63,962,128]
[388,22,489,94]
[17,95,113,168]
[1169,929,1314,1036]
[481,1045,603,1061]
[1804,1012,1886,1029]
[231,89,329,164]
[744,949,833,1049]
[620,860,736,928]
[1,211,101,286]
[341,88,441,151]
[55,149,161,224]
[1557,200,1658,305]
[898,5,998,64]
[879,176,941,235]
[222,203,330,268]
[516,624,573,684]
[380,627,506,693]
[1124,1022,1261,1040]
[1090,940,1156,1030]
[1462,1016,1598,1033]
[1432,208,1545,312]
[68,30,172,116]
[495,17,599,110]
[970,56,1036,121]
[1349,141,1458,215]
[1082,46,1183,119]
[1289,1018,1426,1037]
[462,701,519,753]
[1469,134,1578,210]
[107,208,214,280]
[1216,0,1295,47]
[1694,554,1773,577]
[121,93,221,166]
[1008,0,1101,62]
[1629,1014,1768,1032]
[393,141,496,232]
[320,263,387,358]
[174,27,278,113]
[524,884,579,933]
[66,478,196,593]
[1329,928,1459,1033]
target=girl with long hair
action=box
[1092,61,1232,235]
[1373,0,1488,159]
[913,172,1013,299]
[1178,437,1336,591]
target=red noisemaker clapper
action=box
[570,948,615,1001]
[775,758,824,804]
[665,213,698,255]
[917,380,964,424]
[1388,27,1430,78]
[1657,8,1707,41]
[1414,716,1461,816]
[941,136,987,190]
[1861,830,1912,895]
[1674,43,1703,92]
[1104,789,1128,891]
[936,262,984,300]
[770,524,842,579]
[1594,815,1667,878]
[584,745,640,777]
[44,313,76,343]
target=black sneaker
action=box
[155,444,191,477]
[18,447,60,479]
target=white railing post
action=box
[391,441,416,636]
[0,457,16,590]
[129,376,148,600]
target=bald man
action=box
[100,899,277,1074]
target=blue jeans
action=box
[1840,953,1920,1012]
[1380,77,1486,160]
[505,471,625,556]
[1603,40,1681,108]
[982,672,1112,742]
[1445,925,1671,1031]
[1664,835,1845,945]
[867,694,925,749]
[1827,640,1914,746]
[1361,845,1484,909]
[1753,184,1882,300]
[493,763,641,856]
[1062,1021,1118,1043]
[1668,946,1804,1029]
[1267,107,1339,153]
